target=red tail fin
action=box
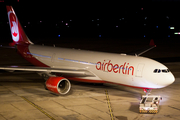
[6,6,33,46]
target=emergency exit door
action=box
[51,53,56,63]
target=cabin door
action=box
[51,53,56,63]
[135,63,144,77]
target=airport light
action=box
[174,32,180,35]
[170,27,174,29]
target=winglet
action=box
[149,39,156,47]
[137,39,156,56]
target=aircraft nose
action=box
[161,73,175,87]
[168,73,175,84]
[146,72,175,89]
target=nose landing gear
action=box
[143,89,152,95]
[139,89,162,114]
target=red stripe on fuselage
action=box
[66,77,106,83]
[67,77,154,89]
[106,81,154,90]
[17,45,49,67]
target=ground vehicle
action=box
[139,95,162,113]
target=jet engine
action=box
[46,77,71,95]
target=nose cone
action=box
[147,72,175,89]
[158,73,175,87]
[167,73,175,85]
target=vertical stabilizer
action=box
[6,6,33,46]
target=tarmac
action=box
[0,40,180,120]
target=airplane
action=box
[0,6,175,95]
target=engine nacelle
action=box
[46,77,71,95]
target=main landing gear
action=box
[143,89,152,95]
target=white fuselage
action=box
[5,6,175,94]
[25,44,175,89]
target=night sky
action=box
[1,0,180,43]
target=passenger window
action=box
[158,69,161,73]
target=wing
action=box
[0,66,95,77]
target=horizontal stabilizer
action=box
[0,45,15,49]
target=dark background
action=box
[1,1,180,39]
[0,0,180,62]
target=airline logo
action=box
[8,11,19,42]
[96,60,134,75]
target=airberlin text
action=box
[96,60,134,75]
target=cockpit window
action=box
[153,69,170,73]
[154,69,158,73]
[162,69,168,73]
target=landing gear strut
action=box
[143,89,152,95]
